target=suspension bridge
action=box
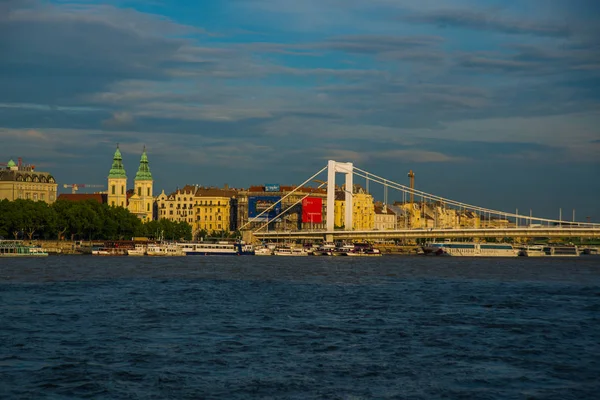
[241,160,600,243]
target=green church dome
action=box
[108,146,127,178]
[7,159,16,168]
[135,147,153,181]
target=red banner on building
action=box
[302,197,322,223]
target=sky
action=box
[1,0,599,221]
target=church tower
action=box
[107,145,128,208]
[133,146,154,221]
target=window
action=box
[33,193,38,201]
[170,210,173,215]
[120,201,124,207]
[218,216,221,221]
[147,204,150,211]
[138,187,141,196]
[218,224,222,229]
[121,186,124,195]
[41,194,45,201]
[112,201,115,206]
[26,193,30,199]
[147,188,150,196]
[112,185,115,195]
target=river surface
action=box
[1,255,599,399]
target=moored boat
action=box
[0,240,48,257]
[422,241,518,257]
[177,241,254,256]
[542,245,579,257]
[146,243,185,256]
[273,246,309,256]
[517,245,545,257]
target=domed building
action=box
[0,158,58,203]
[106,145,154,222]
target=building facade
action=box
[0,159,58,204]
[127,148,154,222]
[193,187,238,235]
[374,203,396,230]
[334,184,375,230]
[107,147,127,208]
[155,185,199,225]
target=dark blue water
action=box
[1,256,599,399]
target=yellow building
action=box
[107,146,127,208]
[0,159,58,203]
[155,185,199,225]
[193,187,237,235]
[334,185,374,230]
[127,147,154,222]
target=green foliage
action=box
[0,199,191,241]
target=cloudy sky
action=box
[2,0,599,220]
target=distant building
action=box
[105,145,154,222]
[374,203,396,230]
[0,158,58,204]
[241,185,327,232]
[334,184,374,230]
[155,185,200,225]
[193,187,239,235]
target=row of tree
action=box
[0,199,192,241]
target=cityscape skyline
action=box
[1,0,599,221]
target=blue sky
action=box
[1,0,599,220]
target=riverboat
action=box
[312,242,336,256]
[273,246,309,256]
[542,245,579,257]
[422,242,518,257]
[346,243,382,257]
[177,241,255,256]
[517,245,545,257]
[127,243,147,256]
[146,243,185,256]
[254,247,273,256]
[0,240,48,257]
[332,243,356,256]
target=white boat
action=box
[254,247,273,256]
[313,242,336,256]
[333,243,356,256]
[127,243,147,256]
[176,241,255,256]
[346,244,382,257]
[0,240,48,257]
[542,245,579,257]
[422,241,518,257]
[517,245,545,257]
[146,243,185,256]
[273,246,309,256]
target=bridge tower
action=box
[327,160,353,232]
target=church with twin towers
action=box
[107,145,154,222]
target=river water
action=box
[1,255,599,399]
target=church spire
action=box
[108,144,127,178]
[135,146,153,181]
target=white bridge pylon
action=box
[327,160,353,232]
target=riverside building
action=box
[106,145,154,221]
[0,158,58,204]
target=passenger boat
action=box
[127,243,147,256]
[346,243,382,257]
[177,241,255,256]
[273,246,309,256]
[422,241,518,257]
[313,242,336,256]
[517,245,545,257]
[91,246,128,256]
[0,240,48,257]
[254,247,273,256]
[146,243,185,256]
[542,245,579,257]
[581,247,599,255]
[332,243,356,256]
